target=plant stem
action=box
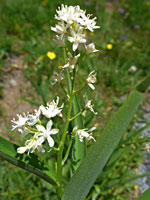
[56,91,74,198]
[74,83,87,94]
[69,111,82,122]
[56,49,76,198]
[62,139,73,165]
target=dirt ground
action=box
[0,55,38,139]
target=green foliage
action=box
[137,188,150,200]
[62,83,147,200]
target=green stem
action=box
[56,92,74,199]
[59,82,68,96]
[62,139,73,166]
[56,49,76,198]
[74,83,87,94]
[69,111,82,122]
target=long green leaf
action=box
[0,136,57,186]
[137,188,150,200]
[66,67,86,173]
[71,95,86,173]
[62,75,150,200]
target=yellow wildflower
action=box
[146,1,150,6]
[58,65,63,70]
[42,0,48,6]
[47,51,56,60]
[134,168,138,173]
[39,55,44,60]
[134,185,138,190]
[106,43,113,50]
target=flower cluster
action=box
[11,97,63,154]
[51,4,100,52]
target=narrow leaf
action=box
[0,136,57,186]
[66,68,86,173]
[62,84,147,200]
[72,95,86,173]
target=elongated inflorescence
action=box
[11,4,99,155]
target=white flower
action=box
[51,70,64,85]
[87,70,96,90]
[18,127,30,135]
[55,4,84,25]
[51,21,68,35]
[36,120,59,148]
[128,65,137,72]
[68,26,86,51]
[17,134,44,154]
[85,43,99,54]
[83,94,97,115]
[80,14,100,32]
[27,108,41,126]
[53,34,65,47]
[73,126,96,142]
[11,113,28,130]
[63,52,80,69]
[40,96,63,118]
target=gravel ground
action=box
[135,102,150,192]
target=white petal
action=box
[37,136,45,144]
[73,43,78,51]
[88,83,95,90]
[17,146,28,154]
[63,63,69,68]
[36,124,46,133]
[88,127,96,132]
[51,27,57,32]
[46,120,53,131]
[68,36,74,43]
[50,128,59,135]
[47,136,54,147]
[80,39,86,43]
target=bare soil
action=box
[0,55,38,139]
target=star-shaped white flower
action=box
[27,108,41,126]
[68,26,86,51]
[73,126,96,142]
[17,134,44,154]
[40,96,63,118]
[36,120,59,148]
[53,34,65,47]
[85,43,99,54]
[55,4,84,25]
[63,52,80,69]
[51,70,64,85]
[83,94,97,115]
[87,70,97,90]
[51,21,68,35]
[11,113,28,131]
[80,14,100,32]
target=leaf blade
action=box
[62,89,144,200]
[137,188,150,200]
[0,136,57,186]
